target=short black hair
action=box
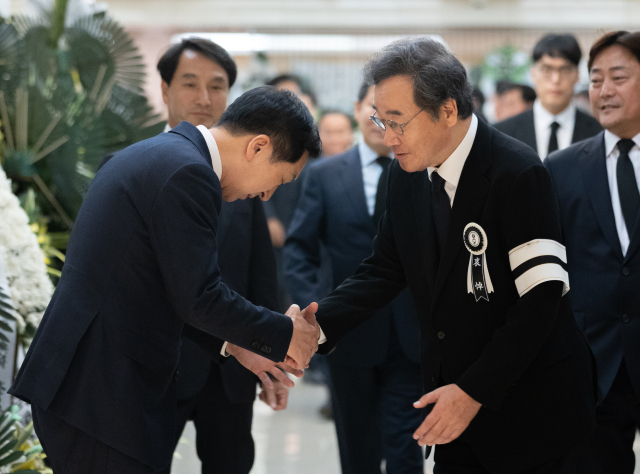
[520,85,537,104]
[317,109,354,130]
[589,30,640,71]
[266,74,304,89]
[532,34,582,67]
[217,86,321,164]
[363,37,474,121]
[157,38,237,87]
[357,82,372,103]
[266,74,317,104]
[495,81,536,104]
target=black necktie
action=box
[547,121,560,155]
[616,139,640,235]
[373,157,392,226]
[431,171,451,254]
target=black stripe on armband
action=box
[511,255,568,280]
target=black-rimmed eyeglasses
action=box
[369,107,426,135]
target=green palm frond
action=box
[68,13,145,95]
[1,7,164,229]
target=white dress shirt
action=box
[604,130,640,256]
[359,139,394,216]
[427,114,478,205]
[533,100,576,158]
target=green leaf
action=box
[0,437,19,459]
[0,448,23,466]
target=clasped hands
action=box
[225,302,319,394]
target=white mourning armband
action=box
[508,239,569,297]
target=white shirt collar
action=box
[533,99,576,131]
[196,125,223,180]
[164,122,223,180]
[604,129,640,158]
[428,114,478,188]
[358,138,393,168]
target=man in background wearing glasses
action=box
[311,37,596,473]
[495,34,601,158]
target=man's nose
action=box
[600,79,616,98]
[196,86,212,105]
[384,128,401,147]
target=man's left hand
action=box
[226,343,303,389]
[259,379,289,411]
[412,384,482,446]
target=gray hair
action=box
[363,37,474,121]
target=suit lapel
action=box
[411,170,438,296]
[339,148,376,233]
[432,120,492,306]
[580,133,624,261]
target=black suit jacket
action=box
[9,122,293,470]
[284,147,420,366]
[315,118,596,473]
[493,108,602,155]
[545,132,640,399]
[177,197,278,403]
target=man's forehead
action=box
[372,77,415,116]
[591,45,640,72]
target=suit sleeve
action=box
[283,167,327,308]
[456,164,568,409]
[315,163,408,354]
[147,163,293,363]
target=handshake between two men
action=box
[225,302,320,390]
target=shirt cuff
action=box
[318,325,327,344]
[220,341,230,357]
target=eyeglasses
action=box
[537,64,577,79]
[369,107,425,135]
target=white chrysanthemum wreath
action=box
[0,165,53,347]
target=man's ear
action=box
[442,98,459,126]
[161,80,170,105]
[246,134,271,162]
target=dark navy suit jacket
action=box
[545,132,640,399]
[177,197,279,403]
[9,122,293,470]
[314,120,596,473]
[284,147,420,366]
[494,108,602,155]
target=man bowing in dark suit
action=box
[152,38,287,474]
[308,37,596,474]
[285,82,423,474]
[494,34,601,158]
[9,86,322,473]
[544,31,640,474]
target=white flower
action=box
[0,166,53,347]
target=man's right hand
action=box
[285,303,319,369]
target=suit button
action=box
[623,314,630,324]
[622,267,630,276]
[437,331,445,340]
[431,376,436,384]
[252,341,260,350]
[174,371,179,381]
[261,346,272,354]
